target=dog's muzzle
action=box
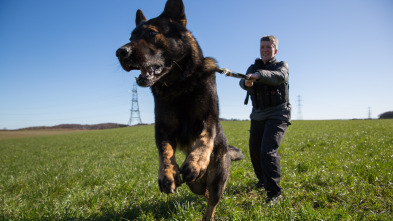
[116,47,134,71]
[116,47,131,59]
[116,46,166,87]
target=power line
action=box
[297,95,303,120]
[128,82,142,126]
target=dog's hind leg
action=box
[185,148,231,221]
[203,152,231,221]
[186,160,230,220]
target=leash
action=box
[217,68,251,80]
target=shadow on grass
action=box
[89,194,202,220]
[76,184,253,220]
[41,183,256,220]
[225,181,264,196]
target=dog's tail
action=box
[228,145,244,161]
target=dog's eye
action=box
[148,30,158,37]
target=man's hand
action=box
[245,72,260,87]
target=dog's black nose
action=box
[116,47,129,58]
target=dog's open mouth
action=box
[134,64,165,87]
[140,65,163,80]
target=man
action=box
[239,35,291,204]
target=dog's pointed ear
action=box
[136,9,147,26]
[162,0,187,26]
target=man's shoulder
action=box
[276,60,288,65]
[275,60,289,69]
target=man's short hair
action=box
[261,35,278,50]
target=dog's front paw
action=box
[158,164,181,194]
[181,155,209,183]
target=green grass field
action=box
[1,120,392,220]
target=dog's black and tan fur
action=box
[116,0,243,219]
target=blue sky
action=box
[1,0,392,129]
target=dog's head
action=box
[116,0,201,87]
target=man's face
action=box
[260,40,277,63]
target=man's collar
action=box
[256,57,276,65]
[265,57,276,64]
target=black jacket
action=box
[240,58,291,122]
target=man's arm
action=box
[254,61,289,86]
[239,65,255,90]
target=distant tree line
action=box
[19,123,128,131]
[379,111,393,119]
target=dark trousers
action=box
[249,119,289,197]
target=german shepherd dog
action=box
[116,0,243,219]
